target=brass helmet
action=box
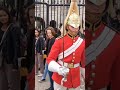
[67,12,80,28]
[60,0,81,36]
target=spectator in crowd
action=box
[59,23,62,29]
[0,6,21,90]
[40,17,45,31]
[41,27,56,90]
[26,3,35,74]
[50,20,61,37]
[35,29,45,76]
[25,3,35,90]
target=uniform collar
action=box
[67,33,78,39]
[85,19,102,32]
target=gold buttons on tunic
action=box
[87,87,91,90]
[92,33,95,37]
[72,52,75,63]
[91,40,95,43]
[89,80,94,85]
[91,73,96,78]
[72,60,74,62]
[73,53,75,55]
[73,57,75,59]
[91,64,96,69]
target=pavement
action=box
[35,73,50,90]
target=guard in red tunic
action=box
[47,0,85,90]
[85,0,120,90]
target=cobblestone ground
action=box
[35,74,50,90]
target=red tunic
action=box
[85,23,120,90]
[47,34,85,88]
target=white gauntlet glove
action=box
[48,61,69,76]
[58,66,69,76]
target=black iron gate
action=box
[35,0,85,32]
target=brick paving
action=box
[35,74,50,90]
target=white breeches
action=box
[54,82,81,90]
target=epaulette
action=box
[78,31,85,39]
[56,36,63,40]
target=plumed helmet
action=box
[60,0,81,36]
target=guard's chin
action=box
[72,32,78,36]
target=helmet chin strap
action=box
[67,30,78,38]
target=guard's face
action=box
[86,0,106,23]
[0,10,9,24]
[67,25,79,36]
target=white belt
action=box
[58,60,80,68]
[99,87,107,90]
[87,86,107,90]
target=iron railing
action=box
[35,0,85,32]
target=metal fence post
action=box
[46,4,49,27]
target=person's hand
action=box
[58,66,69,76]
[48,61,69,76]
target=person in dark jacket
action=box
[26,4,35,73]
[25,4,35,90]
[45,27,56,90]
[0,6,20,90]
[35,29,45,76]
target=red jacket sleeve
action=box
[80,40,85,68]
[111,35,120,90]
[81,49,85,68]
[111,54,120,90]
